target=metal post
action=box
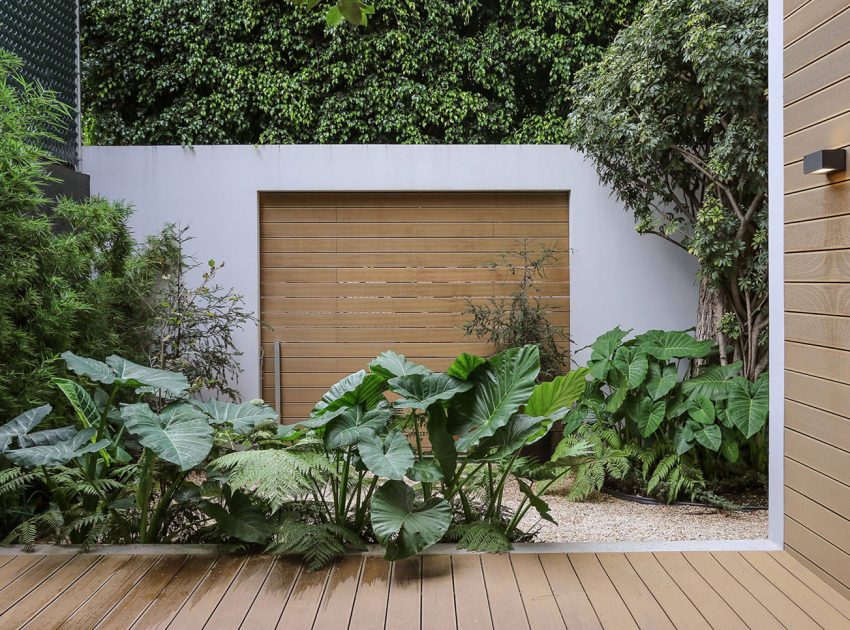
[274,341,282,419]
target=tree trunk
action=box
[694,277,730,369]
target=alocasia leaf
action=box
[369,350,431,381]
[370,480,451,561]
[390,373,472,410]
[358,430,415,480]
[121,403,213,470]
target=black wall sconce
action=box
[803,148,846,175]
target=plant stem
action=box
[337,447,352,524]
[137,449,154,543]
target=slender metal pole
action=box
[274,341,282,419]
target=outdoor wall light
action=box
[803,148,846,175]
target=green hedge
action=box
[80,0,644,145]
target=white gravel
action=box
[501,480,768,543]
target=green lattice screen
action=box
[0,0,79,165]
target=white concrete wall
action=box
[81,145,699,400]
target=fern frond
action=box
[0,467,38,496]
[211,449,335,511]
[266,520,363,571]
[451,522,512,553]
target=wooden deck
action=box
[0,551,848,629]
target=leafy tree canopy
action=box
[569,0,768,379]
[80,0,644,145]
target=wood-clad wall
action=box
[259,192,569,423]
[783,0,850,599]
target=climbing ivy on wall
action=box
[80,0,644,145]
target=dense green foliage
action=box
[559,327,768,503]
[81,0,644,145]
[2,348,591,566]
[0,51,150,418]
[569,0,768,379]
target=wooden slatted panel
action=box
[259,192,569,423]
[784,1,850,600]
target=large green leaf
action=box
[0,404,51,452]
[634,399,666,437]
[202,491,273,544]
[324,407,391,450]
[525,369,588,418]
[369,351,431,381]
[646,363,678,400]
[446,353,487,380]
[18,426,77,448]
[634,330,716,361]
[472,413,546,459]
[426,406,457,485]
[687,396,715,425]
[590,327,631,361]
[407,460,444,483]
[4,428,110,467]
[682,362,743,400]
[54,378,100,428]
[106,356,190,396]
[727,375,769,439]
[311,370,386,417]
[454,345,540,451]
[195,400,278,434]
[358,429,415,480]
[121,403,213,470]
[61,352,115,384]
[613,347,649,390]
[370,480,452,561]
[390,373,472,410]
[693,424,722,451]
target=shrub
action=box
[0,51,151,418]
[557,326,768,503]
[133,224,258,400]
[463,240,569,382]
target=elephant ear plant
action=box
[211,345,592,568]
[0,352,277,547]
[558,327,769,503]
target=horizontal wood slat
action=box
[785,312,850,350]
[785,458,850,523]
[784,6,850,76]
[259,191,569,421]
[785,369,850,418]
[784,74,850,134]
[785,341,850,384]
[785,250,850,282]
[785,283,850,315]
[785,428,850,485]
[785,214,850,252]
[786,40,850,105]
[784,181,850,224]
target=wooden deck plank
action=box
[313,556,362,630]
[205,555,275,628]
[538,553,602,630]
[597,553,675,629]
[0,554,100,626]
[652,553,747,630]
[386,557,422,630]
[241,558,302,627]
[624,553,709,630]
[276,560,331,628]
[506,554,557,630]
[421,554,457,630]
[451,555,494,630]
[128,555,216,629]
[57,555,159,629]
[164,555,244,628]
[683,552,783,629]
[22,554,132,629]
[711,552,820,629]
[769,550,850,618]
[480,554,530,630]
[94,555,188,629]
[348,556,392,630]
[0,555,72,613]
[742,551,850,628]
[0,555,45,590]
[569,553,638,629]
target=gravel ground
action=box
[501,480,768,543]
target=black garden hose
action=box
[601,487,768,511]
